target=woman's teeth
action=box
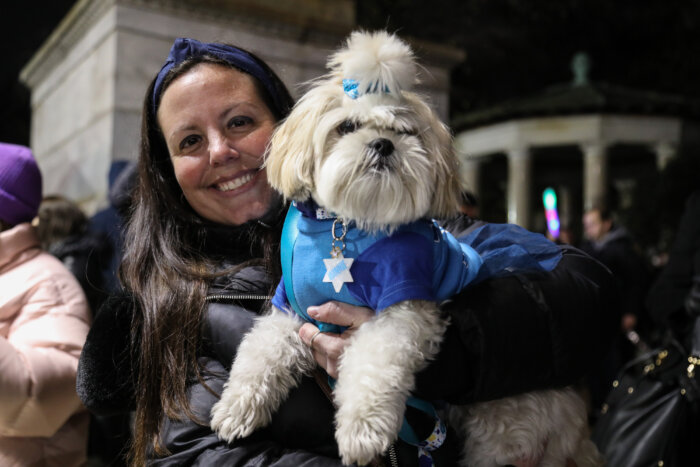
[216,173,253,191]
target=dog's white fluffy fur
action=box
[211,30,602,467]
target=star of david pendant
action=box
[323,247,354,293]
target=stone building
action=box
[454,54,700,232]
[20,0,463,213]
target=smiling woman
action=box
[75,39,303,467]
[75,36,618,467]
[158,64,276,226]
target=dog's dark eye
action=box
[337,120,360,135]
[398,128,417,136]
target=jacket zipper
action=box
[387,443,399,467]
[205,293,273,302]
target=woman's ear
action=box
[265,85,339,201]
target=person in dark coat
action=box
[580,205,651,414]
[647,190,700,341]
[88,160,138,297]
[581,206,649,336]
[36,195,130,466]
[77,37,617,466]
[36,195,112,315]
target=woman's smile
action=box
[157,63,277,225]
[212,168,260,193]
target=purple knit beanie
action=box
[0,142,43,226]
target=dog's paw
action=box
[210,386,272,443]
[335,416,396,466]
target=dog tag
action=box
[323,249,354,293]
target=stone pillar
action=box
[654,141,677,170]
[507,147,532,229]
[558,185,573,229]
[459,158,480,197]
[582,142,608,211]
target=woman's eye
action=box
[337,120,360,135]
[228,116,253,128]
[179,135,201,150]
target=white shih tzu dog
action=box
[211,30,602,467]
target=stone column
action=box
[654,141,677,170]
[582,142,608,211]
[459,158,481,197]
[507,147,532,229]
[558,185,573,229]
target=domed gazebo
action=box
[453,54,700,231]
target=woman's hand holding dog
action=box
[299,301,373,379]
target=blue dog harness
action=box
[273,204,484,328]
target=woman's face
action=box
[158,64,277,226]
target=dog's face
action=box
[266,31,461,232]
[266,84,460,232]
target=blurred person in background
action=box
[458,189,480,218]
[36,194,112,315]
[0,142,91,467]
[88,160,138,297]
[36,194,129,466]
[557,224,576,246]
[581,205,651,414]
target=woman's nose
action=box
[209,133,238,165]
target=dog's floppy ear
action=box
[265,84,339,201]
[405,92,461,219]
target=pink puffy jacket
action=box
[0,223,91,466]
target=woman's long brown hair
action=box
[120,52,293,466]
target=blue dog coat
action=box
[272,203,485,332]
[272,202,562,332]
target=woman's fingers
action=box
[312,348,340,379]
[298,322,345,378]
[299,302,373,377]
[307,301,373,329]
[299,322,322,349]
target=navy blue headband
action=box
[152,38,286,116]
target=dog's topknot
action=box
[328,30,416,98]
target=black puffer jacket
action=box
[580,225,649,331]
[77,216,618,466]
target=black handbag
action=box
[591,318,700,466]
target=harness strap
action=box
[281,204,303,318]
[400,397,447,466]
[281,204,342,333]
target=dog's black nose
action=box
[369,138,394,157]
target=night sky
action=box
[358,0,700,114]
[1,1,77,145]
[3,0,700,144]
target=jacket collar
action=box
[0,223,40,272]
